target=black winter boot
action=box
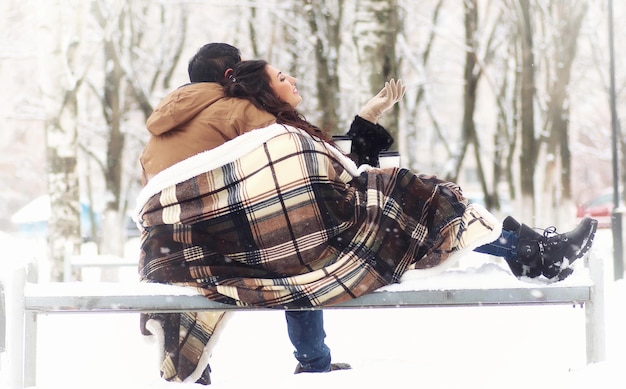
[502,216,543,278]
[540,218,598,280]
[502,216,598,281]
[294,362,352,374]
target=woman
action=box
[219,60,597,280]
[136,60,596,382]
[218,59,597,281]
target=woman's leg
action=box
[473,228,518,260]
[473,227,539,278]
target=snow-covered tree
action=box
[2,0,622,267]
[36,0,86,281]
[82,0,188,264]
[300,1,345,131]
[534,0,588,225]
[352,0,401,138]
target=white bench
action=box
[2,255,606,389]
[63,250,137,282]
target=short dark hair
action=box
[187,43,241,83]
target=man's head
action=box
[188,43,241,83]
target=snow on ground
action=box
[1,229,624,389]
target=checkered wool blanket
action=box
[135,124,500,381]
[136,124,499,307]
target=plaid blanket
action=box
[135,124,500,380]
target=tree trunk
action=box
[101,35,126,273]
[402,0,444,170]
[304,0,344,131]
[449,0,477,182]
[518,0,537,216]
[90,3,125,260]
[539,1,587,226]
[37,0,83,281]
[353,0,401,140]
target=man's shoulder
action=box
[210,97,275,125]
[151,82,225,116]
[163,83,275,131]
[159,82,220,98]
[176,83,268,120]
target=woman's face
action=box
[266,65,302,108]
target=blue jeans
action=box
[474,229,518,260]
[283,230,518,373]
[285,310,331,372]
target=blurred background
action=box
[0,0,622,281]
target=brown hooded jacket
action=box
[140,82,275,183]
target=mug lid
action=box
[379,150,400,156]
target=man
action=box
[139,42,403,383]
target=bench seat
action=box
[25,264,594,313]
[3,258,605,389]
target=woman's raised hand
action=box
[358,79,406,124]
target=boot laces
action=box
[529,225,559,239]
[537,225,567,250]
[542,226,558,239]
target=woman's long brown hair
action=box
[221,60,329,141]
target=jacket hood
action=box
[146,83,224,136]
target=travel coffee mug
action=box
[331,135,352,154]
[378,151,401,168]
